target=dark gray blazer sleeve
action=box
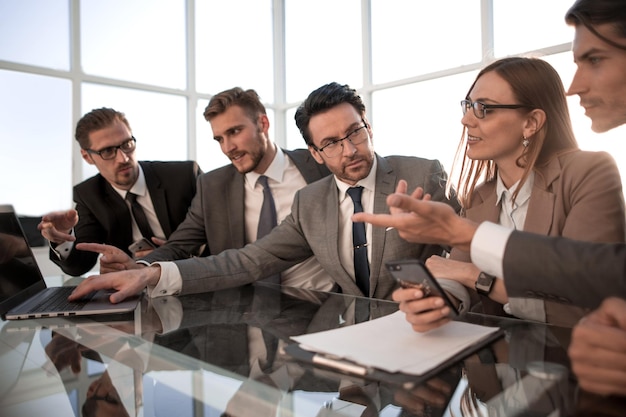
[173,191,315,295]
[503,231,626,309]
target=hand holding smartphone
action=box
[386,259,459,317]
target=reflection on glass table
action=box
[2,282,626,417]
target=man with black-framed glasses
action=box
[38,107,202,277]
[69,82,461,305]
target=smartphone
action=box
[128,237,156,253]
[386,259,459,316]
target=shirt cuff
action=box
[50,229,76,260]
[150,296,183,333]
[146,262,182,298]
[470,221,513,278]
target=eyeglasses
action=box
[317,123,369,158]
[461,99,533,119]
[86,137,136,160]
[90,393,120,405]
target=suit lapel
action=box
[466,166,558,236]
[466,181,500,224]
[369,156,396,297]
[142,162,172,236]
[285,148,327,184]
[228,173,247,248]
[524,164,558,235]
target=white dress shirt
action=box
[116,166,166,242]
[471,172,534,277]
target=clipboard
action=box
[284,326,504,389]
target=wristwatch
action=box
[475,272,496,295]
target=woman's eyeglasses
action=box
[461,99,533,119]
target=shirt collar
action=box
[111,164,147,198]
[245,146,285,187]
[495,170,534,208]
[335,157,378,200]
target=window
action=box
[371,1,481,83]
[0,0,69,70]
[372,71,477,172]
[81,0,186,89]
[0,70,72,215]
[2,0,625,217]
[195,0,274,101]
[285,0,363,103]
[493,0,573,56]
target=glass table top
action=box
[1,281,624,417]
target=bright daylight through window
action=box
[1,0,624,216]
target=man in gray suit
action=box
[70,82,460,302]
[354,0,626,397]
[90,87,335,291]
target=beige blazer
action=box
[450,149,626,326]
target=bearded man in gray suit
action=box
[71,82,460,302]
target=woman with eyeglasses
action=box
[396,57,625,329]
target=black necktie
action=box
[126,192,154,240]
[257,176,280,284]
[347,187,370,296]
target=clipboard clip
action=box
[312,353,371,376]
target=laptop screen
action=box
[0,205,46,314]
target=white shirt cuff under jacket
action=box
[470,221,513,279]
[146,261,182,298]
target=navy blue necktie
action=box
[257,176,280,284]
[126,192,154,240]
[347,187,370,296]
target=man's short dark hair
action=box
[294,82,366,147]
[75,108,131,149]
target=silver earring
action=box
[522,136,529,148]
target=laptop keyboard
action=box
[30,287,95,313]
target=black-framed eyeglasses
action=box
[317,122,369,158]
[86,137,136,160]
[461,100,533,119]
[90,393,120,405]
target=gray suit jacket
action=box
[142,149,330,262]
[175,154,461,300]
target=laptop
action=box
[0,204,140,320]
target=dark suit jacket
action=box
[141,148,331,262]
[174,154,461,300]
[51,161,201,276]
[503,233,626,310]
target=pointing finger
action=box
[76,242,115,255]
